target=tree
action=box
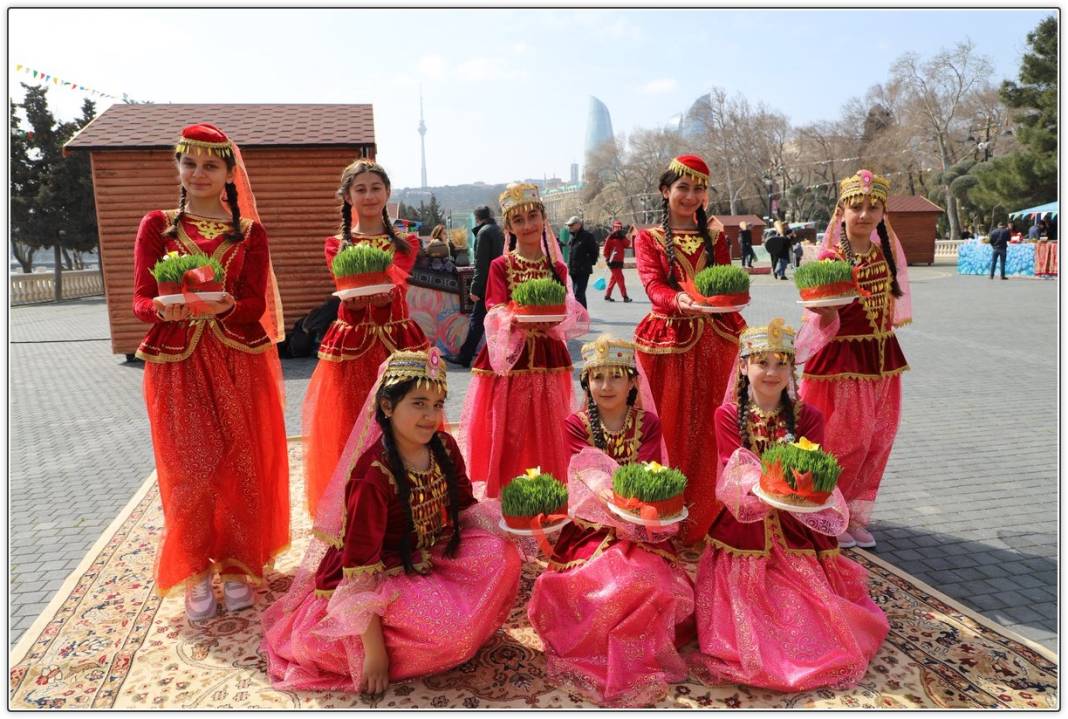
[891,41,994,240]
[972,15,1057,213]
[10,101,45,272]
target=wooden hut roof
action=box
[64,103,375,152]
[886,195,944,214]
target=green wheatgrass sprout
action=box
[612,463,687,502]
[500,473,568,517]
[150,253,225,285]
[331,244,394,278]
[760,443,843,493]
[793,259,853,290]
[512,278,567,306]
[694,265,750,297]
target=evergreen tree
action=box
[10,99,45,272]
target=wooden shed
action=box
[886,195,943,265]
[712,215,766,259]
[64,103,376,358]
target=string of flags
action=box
[13,63,129,101]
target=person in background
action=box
[764,223,788,280]
[444,206,505,368]
[1028,221,1041,240]
[425,224,452,258]
[792,229,805,268]
[988,221,1011,280]
[602,220,632,302]
[566,215,600,308]
[738,221,756,268]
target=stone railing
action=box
[11,269,104,306]
[935,239,967,258]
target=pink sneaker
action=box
[837,531,857,548]
[850,526,876,548]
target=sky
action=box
[9,7,1053,190]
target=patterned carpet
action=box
[10,442,1057,709]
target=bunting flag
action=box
[12,63,131,100]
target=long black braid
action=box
[735,373,751,450]
[223,182,244,242]
[660,196,680,290]
[506,232,517,253]
[340,200,354,245]
[376,418,420,574]
[838,221,857,264]
[428,432,462,557]
[540,228,563,285]
[381,206,411,254]
[876,220,904,297]
[779,388,799,441]
[695,205,717,268]
[162,186,188,239]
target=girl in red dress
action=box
[263,349,520,693]
[633,155,746,544]
[459,183,589,497]
[602,221,632,302]
[798,170,911,548]
[132,123,289,620]
[528,336,693,706]
[303,160,429,518]
[689,319,888,691]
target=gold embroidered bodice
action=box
[505,251,554,293]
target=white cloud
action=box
[512,41,529,55]
[641,78,678,94]
[416,54,446,79]
[456,56,514,82]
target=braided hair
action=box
[580,368,639,452]
[166,151,244,242]
[162,186,188,239]
[735,372,752,451]
[374,378,461,572]
[876,220,904,297]
[223,182,244,242]
[336,160,411,254]
[658,168,715,290]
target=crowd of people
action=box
[133,124,910,706]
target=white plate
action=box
[797,294,857,308]
[752,484,834,513]
[605,500,688,526]
[515,313,566,323]
[497,517,570,536]
[155,292,226,305]
[332,284,394,299]
[697,303,747,314]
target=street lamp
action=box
[762,174,773,220]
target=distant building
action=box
[542,183,584,228]
[680,93,712,142]
[585,96,615,161]
[570,162,579,184]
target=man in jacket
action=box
[566,215,599,308]
[445,206,505,367]
[988,221,1011,280]
[764,224,789,280]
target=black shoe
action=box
[442,353,470,368]
[604,296,615,302]
[623,296,633,303]
[1002,276,1008,280]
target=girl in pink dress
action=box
[302,160,429,519]
[459,183,588,497]
[799,170,911,548]
[688,319,888,692]
[527,336,694,707]
[263,349,520,693]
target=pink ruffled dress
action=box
[526,424,695,708]
[261,433,521,691]
[687,402,889,692]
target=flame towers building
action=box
[584,96,615,169]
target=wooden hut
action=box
[886,195,943,265]
[64,103,376,358]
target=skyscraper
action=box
[584,96,615,161]
[418,91,428,189]
[679,93,712,142]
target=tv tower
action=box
[418,89,428,189]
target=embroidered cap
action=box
[739,318,796,358]
[668,154,710,185]
[580,335,638,378]
[838,169,890,205]
[499,182,544,222]
[175,123,234,160]
[382,348,448,392]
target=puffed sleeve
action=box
[638,411,664,463]
[635,229,681,314]
[323,235,342,271]
[132,211,169,323]
[713,403,743,467]
[796,403,826,446]
[221,220,268,324]
[563,412,591,456]
[713,230,731,265]
[391,234,420,275]
[337,472,391,573]
[554,261,570,285]
[484,256,509,309]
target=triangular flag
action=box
[31,70,37,78]
[53,77,59,84]
[15,64,22,72]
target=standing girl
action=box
[303,160,429,518]
[528,336,693,707]
[459,183,588,497]
[689,320,888,691]
[798,170,910,548]
[602,221,632,302]
[633,155,745,544]
[263,349,521,693]
[132,123,289,620]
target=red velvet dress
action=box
[460,251,574,497]
[302,234,429,518]
[799,243,908,527]
[633,228,746,543]
[133,210,289,594]
[526,407,695,707]
[261,433,521,691]
[688,401,888,691]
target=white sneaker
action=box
[185,576,217,621]
[850,526,876,548]
[837,531,857,549]
[223,580,254,612]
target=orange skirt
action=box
[143,331,289,594]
